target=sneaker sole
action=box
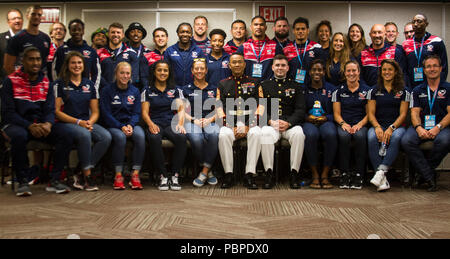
[207,180,218,185]
[170,187,181,191]
[193,181,205,187]
[16,191,32,197]
[158,187,169,191]
[113,187,126,190]
[84,187,99,192]
[46,187,70,194]
[350,186,362,190]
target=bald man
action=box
[402,14,448,87]
[358,24,407,87]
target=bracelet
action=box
[339,121,345,126]
[389,124,396,131]
[76,119,81,125]
[414,124,422,130]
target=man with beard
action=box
[402,14,448,88]
[224,19,247,55]
[97,22,139,86]
[90,27,108,50]
[125,22,150,90]
[0,8,23,83]
[193,16,211,55]
[358,23,407,88]
[1,47,73,196]
[52,19,101,90]
[273,16,291,48]
[4,5,51,75]
[143,27,168,67]
[237,16,282,82]
[164,22,205,86]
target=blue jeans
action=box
[63,123,111,170]
[108,126,145,173]
[185,122,219,169]
[303,121,337,167]
[401,127,450,181]
[145,124,187,177]
[337,126,368,175]
[367,126,405,171]
[3,123,74,182]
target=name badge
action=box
[252,63,263,78]
[414,67,424,82]
[424,115,436,130]
[295,69,306,83]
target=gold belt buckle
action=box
[237,109,243,116]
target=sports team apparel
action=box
[206,52,231,87]
[193,38,211,55]
[331,82,372,126]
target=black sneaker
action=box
[46,180,70,194]
[289,170,300,189]
[244,173,258,190]
[220,173,233,189]
[84,174,99,192]
[339,172,351,189]
[170,174,182,191]
[16,182,32,197]
[263,169,274,189]
[350,173,363,190]
[158,176,169,191]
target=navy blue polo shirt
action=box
[141,85,180,128]
[52,78,98,121]
[368,87,410,128]
[410,81,450,125]
[325,57,356,87]
[6,29,51,71]
[99,82,141,129]
[206,52,231,87]
[305,81,336,122]
[332,83,371,125]
[164,41,205,86]
[180,83,217,119]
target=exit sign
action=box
[259,6,285,22]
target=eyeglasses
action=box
[193,58,206,62]
[404,30,414,35]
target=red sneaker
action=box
[129,174,143,190]
[113,175,126,190]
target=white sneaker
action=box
[370,170,385,187]
[158,176,169,191]
[377,176,390,192]
[170,175,182,191]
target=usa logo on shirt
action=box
[82,85,90,93]
[222,61,229,68]
[394,91,403,99]
[207,90,215,98]
[359,91,367,100]
[83,50,91,58]
[438,89,446,98]
[427,45,434,52]
[192,52,198,58]
[309,51,315,58]
[122,53,129,60]
[127,95,135,104]
[167,89,176,98]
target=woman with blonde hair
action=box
[326,32,353,87]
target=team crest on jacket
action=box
[83,50,91,58]
[438,89,446,98]
[82,85,90,93]
[207,90,215,98]
[192,51,199,58]
[43,42,49,48]
[394,91,403,98]
[167,89,176,98]
[427,45,434,52]
[127,95,135,104]
[308,51,315,58]
[221,61,229,68]
[358,91,367,100]
[122,53,129,60]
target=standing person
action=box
[401,55,450,192]
[143,27,168,67]
[0,8,23,82]
[193,16,211,55]
[403,22,414,41]
[206,29,231,87]
[283,17,324,86]
[384,22,400,48]
[217,52,263,189]
[90,27,108,50]
[52,19,101,90]
[302,59,337,189]
[142,60,186,191]
[272,16,291,48]
[347,23,367,59]
[53,51,111,192]
[97,23,140,86]
[4,5,51,75]
[316,20,332,57]
[125,22,149,90]
[259,54,306,189]
[237,16,281,82]
[402,14,448,88]
[164,22,205,86]
[358,24,407,88]
[99,62,145,190]
[325,32,353,87]
[332,60,371,190]
[47,22,66,65]
[179,59,219,187]
[0,47,73,196]
[224,19,247,55]
[367,59,409,192]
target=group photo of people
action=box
[0,4,448,199]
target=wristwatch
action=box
[389,124,396,131]
[339,121,345,126]
[436,123,442,129]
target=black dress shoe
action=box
[244,173,258,189]
[289,171,301,189]
[263,169,274,189]
[425,179,437,192]
[220,173,234,189]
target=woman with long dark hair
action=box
[142,59,186,191]
[367,59,409,191]
[54,51,111,191]
[347,23,367,59]
[326,32,353,87]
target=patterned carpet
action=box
[1,174,449,239]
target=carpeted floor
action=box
[1,174,449,239]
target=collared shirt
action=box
[305,81,336,122]
[141,85,180,128]
[206,52,231,87]
[53,78,98,121]
[331,82,371,125]
[368,86,410,128]
[164,41,205,86]
[179,83,217,119]
[410,81,450,124]
[97,43,139,85]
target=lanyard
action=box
[294,40,308,70]
[111,44,124,61]
[427,85,438,115]
[136,45,143,58]
[413,36,425,67]
[250,41,266,63]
